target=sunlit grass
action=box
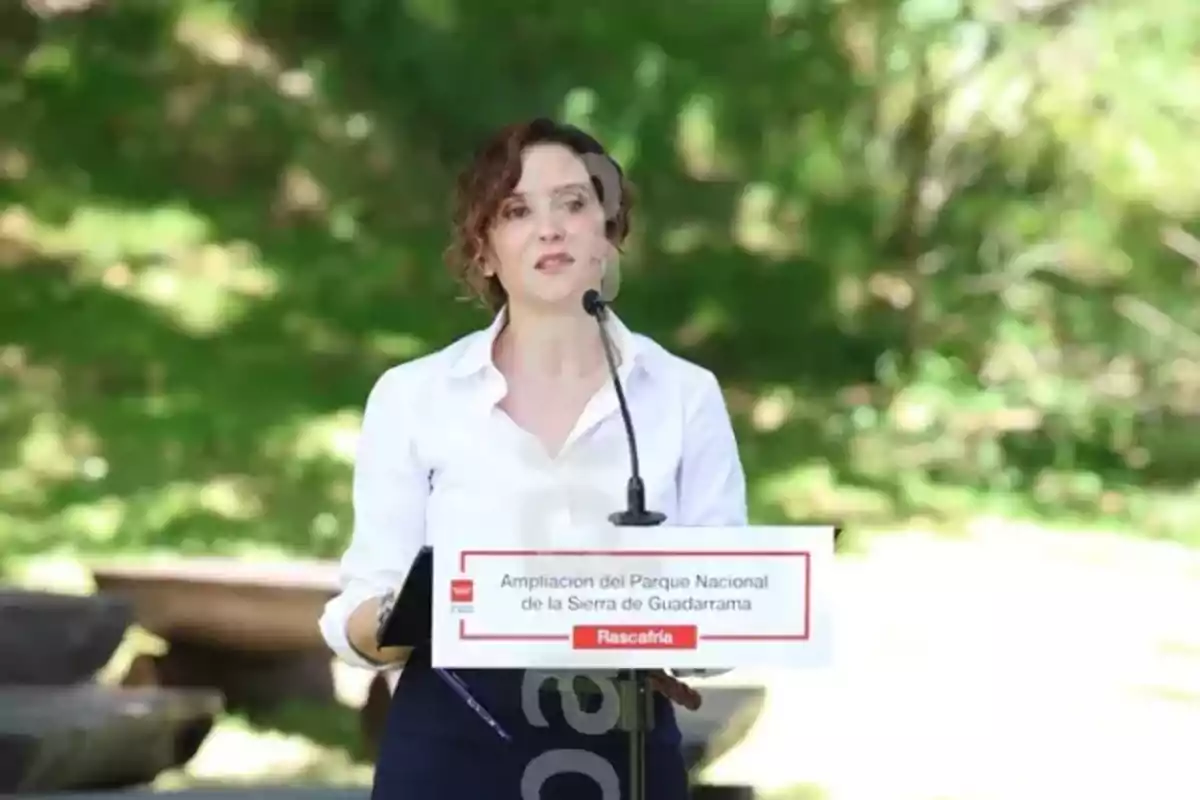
[756,463,892,521]
[155,710,373,790]
[49,205,210,262]
[17,200,281,334]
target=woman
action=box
[319,118,748,799]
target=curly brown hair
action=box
[444,118,634,311]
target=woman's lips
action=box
[535,253,574,272]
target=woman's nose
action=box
[534,208,567,240]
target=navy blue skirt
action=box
[371,651,689,799]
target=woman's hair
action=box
[444,118,634,311]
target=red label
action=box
[572,625,698,650]
[450,579,474,603]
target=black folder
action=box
[376,545,433,648]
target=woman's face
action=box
[485,143,613,312]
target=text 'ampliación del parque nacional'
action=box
[433,525,833,669]
[502,571,769,611]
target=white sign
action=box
[431,524,834,670]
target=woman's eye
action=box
[502,205,529,220]
[565,197,587,212]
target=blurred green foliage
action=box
[2,0,1198,567]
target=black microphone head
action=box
[581,289,606,316]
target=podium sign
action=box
[431,525,833,670]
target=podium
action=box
[378,524,835,800]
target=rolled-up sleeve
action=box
[319,366,429,670]
[675,370,747,678]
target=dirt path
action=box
[699,524,1200,799]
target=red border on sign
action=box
[455,550,811,643]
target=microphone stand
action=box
[583,289,664,800]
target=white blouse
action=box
[319,309,748,670]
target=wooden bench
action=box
[0,589,221,794]
[0,589,131,685]
[0,685,222,794]
[91,558,345,712]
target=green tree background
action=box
[3,0,1199,571]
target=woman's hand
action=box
[647,670,702,711]
[348,595,412,667]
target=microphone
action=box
[583,288,662,800]
[582,289,666,527]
